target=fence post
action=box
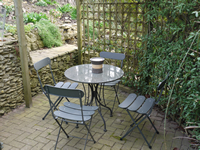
[76,0,82,64]
[14,0,32,108]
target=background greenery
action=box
[129,0,200,140]
[35,19,62,48]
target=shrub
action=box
[50,9,62,19]
[35,19,62,48]
[5,24,16,34]
[35,1,48,7]
[24,24,35,33]
[2,2,14,16]
[23,12,49,24]
[5,23,35,34]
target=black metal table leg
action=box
[88,83,111,132]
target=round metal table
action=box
[64,64,124,131]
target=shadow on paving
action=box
[0,82,192,150]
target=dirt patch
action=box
[3,0,76,25]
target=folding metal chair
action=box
[44,85,98,150]
[34,57,78,120]
[119,73,169,149]
[99,51,125,116]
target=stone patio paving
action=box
[0,82,192,150]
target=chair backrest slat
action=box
[34,57,51,71]
[44,85,84,99]
[100,51,125,60]
[100,51,125,68]
[33,57,56,92]
[155,73,170,104]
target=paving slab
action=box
[0,82,193,150]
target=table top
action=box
[64,64,124,84]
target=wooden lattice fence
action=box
[77,0,146,79]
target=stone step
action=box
[30,44,77,64]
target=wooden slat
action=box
[103,2,105,51]
[92,2,95,55]
[86,1,90,61]
[14,0,32,108]
[76,0,82,64]
[115,3,117,52]
[127,4,131,74]
[121,4,124,51]
[98,4,100,52]
[109,3,111,52]
[133,4,138,69]
[82,3,86,63]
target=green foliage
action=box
[127,0,200,137]
[2,2,14,16]
[24,24,35,33]
[5,24,35,34]
[23,12,49,24]
[5,24,16,34]
[56,4,77,20]
[57,4,73,13]
[42,0,57,5]
[35,19,62,48]
[70,8,77,20]
[35,0,48,7]
[50,9,62,18]
[5,23,35,34]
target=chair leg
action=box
[101,84,107,106]
[121,110,153,149]
[54,97,64,110]
[111,85,120,112]
[83,118,96,147]
[55,119,69,138]
[114,83,120,104]
[54,120,63,150]
[147,116,159,134]
[42,97,63,120]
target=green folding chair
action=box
[99,51,125,116]
[44,85,98,150]
[34,57,78,120]
[119,73,169,149]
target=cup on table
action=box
[90,57,105,73]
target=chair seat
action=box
[128,95,146,111]
[137,98,155,114]
[59,105,96,116]
[103,80,121,86]
[54,110,91,121]
[68,82,79,89]
[55,82,65,88]
[60,82,71,88]
[118,93,137,109]
[64,102,98,111]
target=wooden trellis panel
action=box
[78,0,146,76]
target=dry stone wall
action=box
[0,40,24,115]
[0,38,78,116]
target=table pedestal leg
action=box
[88,83,111,132]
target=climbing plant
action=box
[128,0,200,140]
